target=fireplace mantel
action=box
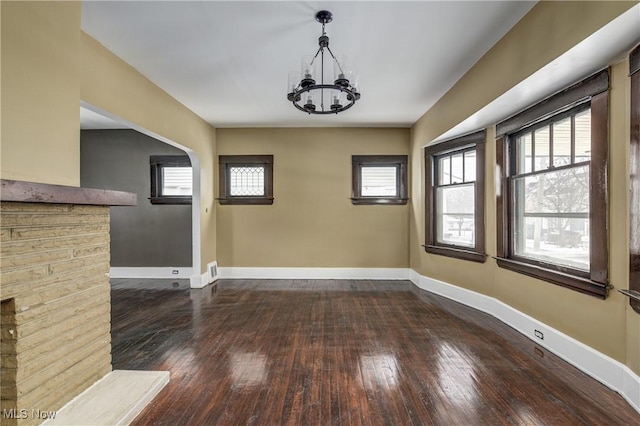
[1,179,136,206]
[1,179,137,425]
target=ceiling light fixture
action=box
[287,10,361,115]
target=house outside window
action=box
[218,155,274,205]
[150,155,192,204]
[424,131,486,262]
[351,155,408,205]
[496,69,610,298]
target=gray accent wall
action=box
[81,129,192,267]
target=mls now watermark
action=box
[3,409,57,420]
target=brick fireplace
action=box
[0,180,136,426]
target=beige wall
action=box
[1,2,82,187]
[410,1,640,373]
[80,33,217,272]
[216,128,409,268]
[0,1,217,273]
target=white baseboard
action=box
[409,269,640,414]
[217,267,410,280]
[189,261,220,289]
[190,272,209,289]
[109,267,193,279]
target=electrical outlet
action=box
[172,269,179,275]
[534,329,544,340]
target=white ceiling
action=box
[435,3,640,143]
[80,1,537,129]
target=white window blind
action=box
[162,167,192,196]
[361,166,397,197]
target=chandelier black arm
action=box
[309,46,323,68]
[325,46,346,76]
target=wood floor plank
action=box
[110,279,640,425]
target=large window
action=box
[218,155,273,205]
[496,69,610,298]
[351,155,408,205]
[424,131,486,262]
[150,155,192,204]
[511,106,591,271]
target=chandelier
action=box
[287,10,361,114]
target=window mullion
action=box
[514,160,590,179]
[548,124,553,168]
[531,130,536,172]
[571,115,576,164]
[462,152,466,182]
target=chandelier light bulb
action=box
[304,92,316,112]
[300,55,316,88]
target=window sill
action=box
[495,257,610,299]
[351,198,408,205]
[218,197,274,205]
[618,289,640,302]
[149,196,192,205]
[423,245,486,263]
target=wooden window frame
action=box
[424,131,486,263]
[351,155,408,205]
[496,69,610,299]
[628,44,640,312]
[150,155,192,205]
[218,155,274,205]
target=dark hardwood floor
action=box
[110,279,640,425]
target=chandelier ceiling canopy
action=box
[287,10,361,115]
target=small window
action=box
[150,155,192,204]
[218,155,273,205]
[424,131,486,262]
[351,155,408,205]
